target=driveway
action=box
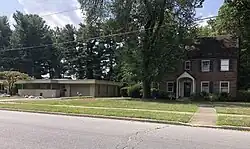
[0,110,249,149]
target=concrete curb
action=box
[190,124,250,131]
[0,108,250,131]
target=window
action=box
[201,81,210,93]
[201,60,210,72]
[167,82,174,92]
[220,81,230,93]
[220,59,229,71]
[185,61,191,70]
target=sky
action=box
[0,0,224,29]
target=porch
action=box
[176,72,196,98]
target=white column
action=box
[192,79,196,94]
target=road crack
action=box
[115,125,168,149]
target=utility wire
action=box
[0,14,220,52]
[40,7,81,17]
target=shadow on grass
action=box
[212,102,250,108]
[120,98,207,105]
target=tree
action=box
[50,25,77,78]
[0,16,12,70]
[197,19,218,37]
[78,0,204,98]
[0,71,30,95]
[10,11,53,78]
[211,0,250,89]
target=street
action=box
[0,111,249,149]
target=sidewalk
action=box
[190,104,217,126]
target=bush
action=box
[200,91,210,100]
[218,92,230,101]
[127,84,142,98]
[190,93,202,101]
[151,88,159,99]
[190,92,213,102]
[237,90,250,102]
[158,90,171,99]
[120,87,128,97]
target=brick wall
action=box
[160,58,238,97]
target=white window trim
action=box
[201,60,210,72]
[185,61,191,70]
[167,81,174,92]
[220,59,230,72]
[220,81,230,93]
[201,81,210,93]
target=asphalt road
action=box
[0,111,249,149]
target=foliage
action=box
[218,92,231,102]
[78,0,205,98]
[190,93,202,101]
[0,16,12,70]
[237,90,250,102]
[203,0,250,89]
[158,90,170,99]
[200,91,210,100]
[52,25,77,78]
[127,84,142,98]
[0,71,30,95]
[120,87,128,97]
[10,11,54,78]
[151,88,159,99]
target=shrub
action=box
[209,93,220,102]
[190,93,202,101]
[151,88,159,99]
[217,92,231,101]
[158,90,170,99]
[190,92,213,102]
[237,90,250,102]
[127,84,142,98]
[120,87,128,97]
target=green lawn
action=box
[217,115,250,127]
[0,103,192,123]
[215,102,250,115]
[12,99,198,112]
[216,107,250,115]
[214,102,250,127]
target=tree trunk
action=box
[142,79,151,99]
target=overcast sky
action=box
[0,0,224,28]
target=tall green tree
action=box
[211,0,250,89]
[52,25,77,78]
[10,11,53,78]
[0,16,12,70]
[78,0,204,98]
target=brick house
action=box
[159,35,239,98]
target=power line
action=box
[1,15,220,52]
[1,15,218,52]
[40,7,81,17]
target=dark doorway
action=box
[184,82,191,97]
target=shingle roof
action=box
[186,35,239,58]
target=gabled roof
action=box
[177,71,195,80]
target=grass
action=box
[12,99,198,112]
[216,107,250,115]
[214,102,250,127]
[0,103,192,123]
[214,102,250,115]
[217,115,250,127]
